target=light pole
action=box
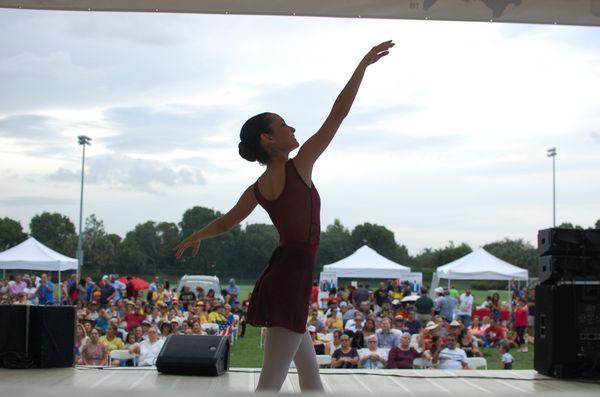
[77,135,92,281]
[547,147,557,227]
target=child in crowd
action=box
[500,343,514,370]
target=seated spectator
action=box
[128,327,165,366]
[81,328,108,366]
[99,325,125,357]
[447,320,462,338]
[325,308,343,331]
[195,285,205,300]
[433,334,469,370]
[344,312,364,333]
[404,311,421,335]
[307,307,326,333]
[124,332,137,349]
[468,316,486,339]
[96,308,110,334]
[74,324,89,365]
[359,335,388,369]
[362,318,377,338]
[392,316,408,335]
[387,332,428,369]
[85,301,99,322]
[500,343,514,369]
[376,317,400,349]
[506,326,520,349]
[458,328,482,357]
[328,329,343,354]
[123,301,146,331]
[159,322,173,339]
[351,330,365,349]
[207,303,227,323]
[308,325,330,355]
[331,334,359,368]
[483,319,505,347]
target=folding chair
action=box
[109,349,137,367]
[465,356,488,370]
[413,357,434,369]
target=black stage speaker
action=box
[535,283,600,378]
[538,228,584,256]
[0,305,30,367]
[29,305,76,367]
[0,305,75,368]
[539,256,600,285]
[156,334,229,376]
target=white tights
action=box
[255,326,324,393]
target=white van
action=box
[177,275,223,302]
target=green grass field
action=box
[229,284,532,369]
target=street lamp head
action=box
[546,147,556,157]
[78,135,92,145]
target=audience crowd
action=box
[0,273,243,367]
[308,280,534,370]
[1,274,534,370]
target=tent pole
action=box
[58,270,61,305]
[448,279,450,289]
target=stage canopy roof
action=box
[0,237,78,272]
[323,245,410,279]
[436,247,528,281]
[0,0,599,26]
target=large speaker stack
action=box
[535,228,600,379]
[0,305,76,369]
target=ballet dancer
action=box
[174,40,395,392]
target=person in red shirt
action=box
[483,318,505,347]
[310,281,319,305]
[123,301,146,331]
[387,333,430,369]
[513,298,529,352]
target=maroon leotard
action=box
[246,158,320,334]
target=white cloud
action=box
[47,154,205,193]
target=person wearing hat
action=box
[207,303,227,324]
[448,320,463,338]
[225,278,240,308]
[414,288,435,327]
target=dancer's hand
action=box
[361,40,395,67]
[173,235,202,260]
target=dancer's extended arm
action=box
[174,186,258,259]
[294,40,394,173]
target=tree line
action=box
[1,210,598,281]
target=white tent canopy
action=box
[0,237,77,272]
[323,245,410,279]
[0,0,599,26]
[436,247,528,281]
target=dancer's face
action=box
[261,113,298,156]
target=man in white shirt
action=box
[344,312,364,333]
[359,335,388,369]
[433,334,469,370]
[129,327,164,366]
[457,288,474,327]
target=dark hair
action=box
[239,113,271,164]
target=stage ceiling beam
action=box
[0,0,600,27]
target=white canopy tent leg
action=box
[58,270,61,305]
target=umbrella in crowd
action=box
[117,276,150,291]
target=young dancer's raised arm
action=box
[174,185,258,259]
[295,40,394,173]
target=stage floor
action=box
[1,367,599,395]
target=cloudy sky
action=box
[1,9,599,255]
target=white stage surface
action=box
[2,367,599,395]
